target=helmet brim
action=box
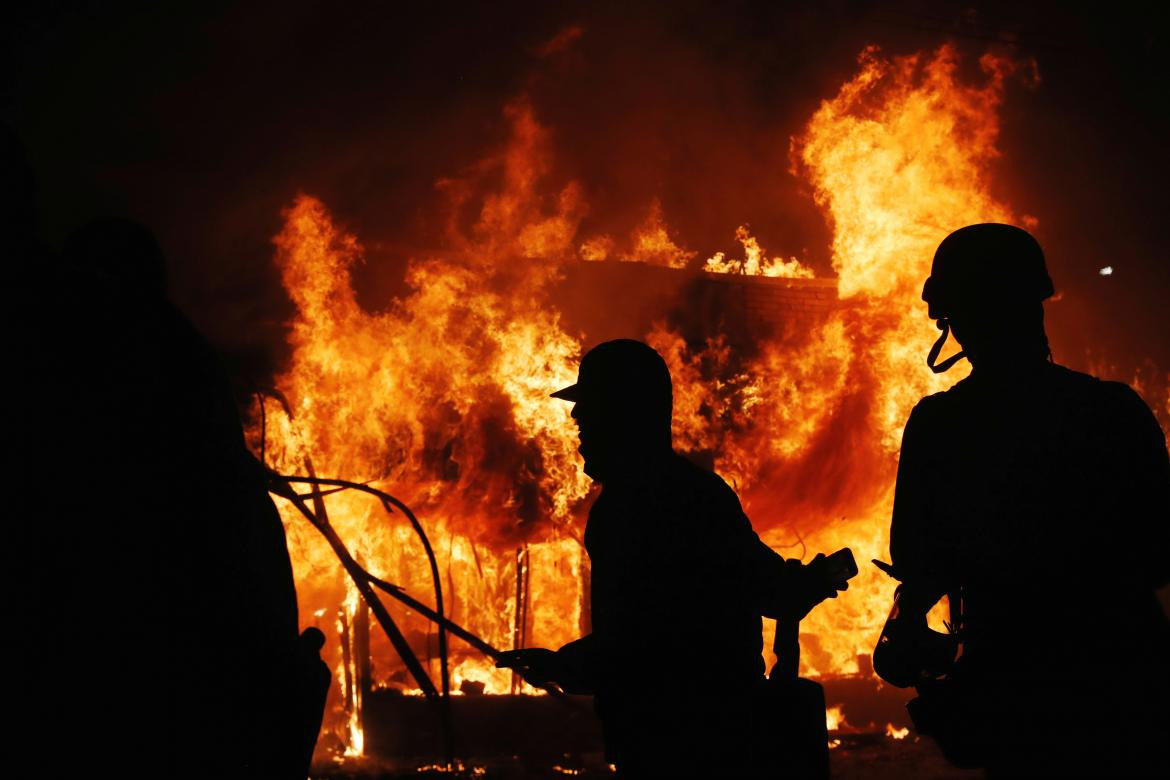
[550,384,581,401]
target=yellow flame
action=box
[704,225,815,278]
[886,723,910,740]
[826,704,845,732]
[625,199,696,268]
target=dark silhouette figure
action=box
[498,339,847,778]
[882,224,1170,778]
[9,202,327,772]
[5,123,72,770]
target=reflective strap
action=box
[926,319,967,374]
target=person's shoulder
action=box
[1049,364,1149,412]
[668,452,744,508]
[670,451,729,486]
[1045,363,1104,393]
[1047,364,1166,438]
[666,454,755,542]
[906,376,973,425]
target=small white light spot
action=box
[1099,266,1113,276]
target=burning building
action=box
[7,4,1168,776]
[238,40,1157,768]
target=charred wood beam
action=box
[355,561,371,729]
[338,608,354,713]
[511,545,530,694]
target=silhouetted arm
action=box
[555,633,599,694]
[890,401,950,618]
[1105,384,1170,591]
[496,638,596,694]
[733,504,843,620]
[747,537,803,618]
[697,477,795,617]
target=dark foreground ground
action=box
[311,683,984,779]
[313,733,983,779]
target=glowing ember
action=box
[252,43,1033,753]
[886,723,911,740]
[825,705,845,732]
[413,762,487,777]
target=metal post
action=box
[510,544,530,693]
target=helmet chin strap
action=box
[926,319,967,374]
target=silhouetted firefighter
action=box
[58,217,330,775]
[874,224,1170,778]
[498,339,851,779]
[7,154,328,777]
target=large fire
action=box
[253,43,1042,753]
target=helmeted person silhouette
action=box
[880,224,1170,778]
[497,339,848,779]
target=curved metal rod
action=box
[365,573,590,714]
[276,475,451,700]
[272,472,455,761]
[254,389,455,762]
[270,470,590,714]
[253,390,451,706]
[267,475,439,699]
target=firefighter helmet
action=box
[922,223,1054,321]
[921,224,1054,372]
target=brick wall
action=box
[701,274,840,322]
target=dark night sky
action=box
[4,1,1168,391]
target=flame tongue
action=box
[263,103,596,719]
[662,43,1026,677]
[257,43,1031,751]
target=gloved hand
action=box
[789,553,850,620]
[495,647,565,689]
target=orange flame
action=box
[655,43,1028,675]
[704,225,815,278]
[254,43,1033,752]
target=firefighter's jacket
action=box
[890,361,1170,772]
[557,450,802,773]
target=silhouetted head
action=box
[63,217,168,298]
[552,339,673,481]
[922,223,1054,373]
